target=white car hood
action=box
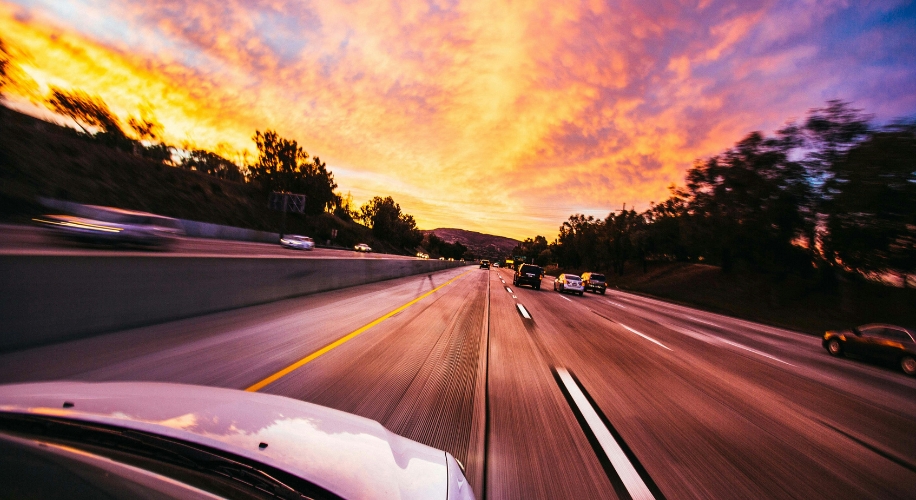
[0,382,459,500]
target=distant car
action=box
[416,252,430,259]
[0,382,475,500]
[280,235,315,250]
[480,260,490,269]
[34,206,183,248]
[823,324,916,376]
[513,263,544,290]
[554,274,584,296]
[581,272,607,294]
[354,243,372,252]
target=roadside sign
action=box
[268,192,306,213]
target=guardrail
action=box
[0,255,464,351]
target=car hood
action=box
[0,382,468,500]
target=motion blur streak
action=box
[244,270,471,392]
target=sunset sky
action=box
[2,0,915,239]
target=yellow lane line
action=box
[245,269,472,392]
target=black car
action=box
[480,260,490,269]
[581,272,606,294]
[513,263,544,290]
[823,324,916,376]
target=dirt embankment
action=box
[595,262,915,334]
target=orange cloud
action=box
[1,0,914,240]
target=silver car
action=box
[280,235,316,250]
[554,274,585,296]
[0,382,475,500]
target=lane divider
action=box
[245,269,471,392]
[554,368,659,500]
[505,287,513,294]
[686,315,721,328]
[716,337,794,366]
[516,304,532,319]
[619,323,671,351]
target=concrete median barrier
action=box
[0,255,464,351]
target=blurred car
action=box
[554,274,584,296]
[0,382,475,500]
[416,252,430,259]
[34,206,183,248]
[823,324,916,376]
[493,262,500,268]
[280,235,315,250]
[354,243,372,252]
[480,260,490,269]
[513,263,544,290]
[581,272,607,294]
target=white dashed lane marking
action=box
[555,368,656,500]
[619,323,671,351]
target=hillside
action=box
[0,105,405,252]
[424,228,519,257]
[596,262,916,334]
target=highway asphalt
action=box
[1,265,914,499]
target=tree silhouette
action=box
[825,125,916,284]
[0,38,10,92]
[250,130,337,214]
[128,115,163,142]
[538,100,906,284]
[359,196,423,249]
[180,149,243,182]
[46,87,124,136]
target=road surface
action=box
[1,266,914,498]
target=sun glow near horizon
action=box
[2,0,915,240]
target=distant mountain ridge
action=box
[423,228,519,257]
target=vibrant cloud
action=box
[2,0,915,239]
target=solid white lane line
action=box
[686,315,722,328]
[717,338,795,366]
[556,368,656,500]
[517,304,532,319]
[619,323,671,351]
[607,300,626,308]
